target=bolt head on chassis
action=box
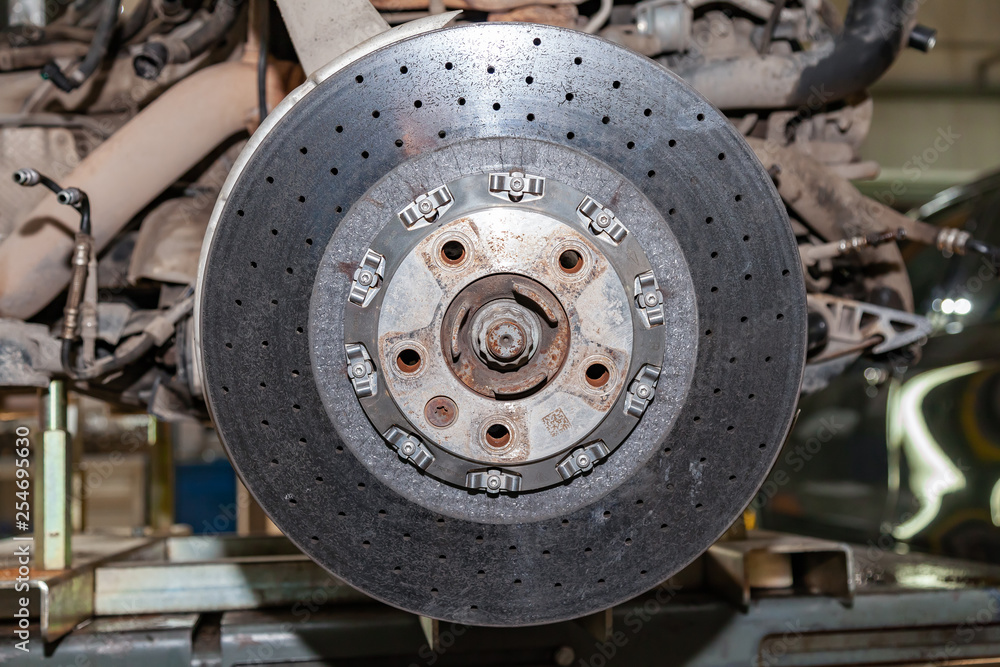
[197,23,806,625]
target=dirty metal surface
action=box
[199,23,807,625]
[341,176,650,482]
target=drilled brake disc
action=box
[197,22,806,625]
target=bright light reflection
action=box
[991,478,1000,528]
[891,362,982,540]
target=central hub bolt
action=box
[470,299,541,371]
[485,320,526,361]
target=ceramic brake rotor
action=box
[197,22,806,625]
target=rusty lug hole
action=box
[395,348,422,373]
[440,240,466,266]
[558,249,583,274]
[484,423,511,448]
[585,362,611,388]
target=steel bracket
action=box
[488,171,545,203]
[705,530,854,610]
[556,440,610,480]
[578,196,628,244]
[398,185,454,229]
[348,249,385,307]
[466,468,522,494]
[383,425,435,469]
[344,343,377,398]
[633,270,665,327]
[624,364,661,417]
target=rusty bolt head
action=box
[425,396,458,428]
[485,319,526,361]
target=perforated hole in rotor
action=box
[558,249,583,273]
[585,363,610,388]
[396,348,421,373]
[485,424,511,448]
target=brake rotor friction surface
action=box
[199,23,806,625]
